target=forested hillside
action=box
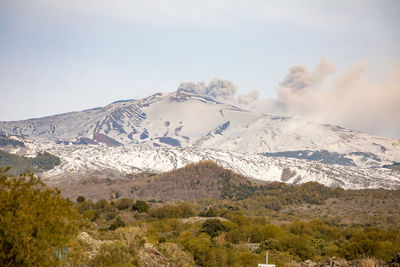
[0,150,60,174]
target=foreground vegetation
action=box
[1,168,399,266]
[0,168,79,266]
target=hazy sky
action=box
[0,1,399,136]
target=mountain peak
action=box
[1,89,400,190]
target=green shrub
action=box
[132,200,149,213]
[76,195,85,203]
[105,212,116,221]
[199,207,218,217]
[83,210,99,222]
[0,168,80,266]
[110,216,126,230]
[226,228,244,244]
[95,199,113,212]
[115,198,134,210]
[149,202,195,219]
[90,241,138,267]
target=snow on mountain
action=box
[1,90,399,164]
[1,90,400,189]
[36,144,399,190]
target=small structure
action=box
[258,252,275,267]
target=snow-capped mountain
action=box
[1,90,399,166]
[39,144,399,190]
[1,90,399,189]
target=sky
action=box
[0,0,399,138]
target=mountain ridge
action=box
[1,90,400,189]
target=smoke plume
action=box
[274,58,400,138]
[178,78,242,103]
[177,59,400,138]
[237,90,259,105]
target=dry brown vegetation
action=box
[54,160,256,201]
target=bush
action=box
[76,199,95,215]
[280,234,316,261]
[90,241,138,267]
[95,199,112,212]
[199,207,218,217]
[226,228,244,244]
[115,198,134,210]
[105,212,116,221]
[132,200,149,213]
[76,195,85,203]
[110,216,126,230]
[83,210,99,222]
[149,202,195,219]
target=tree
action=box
[199,207,218,217]
[76,195,85,203]
[200,219,226,238]
[132,200,149,213]
[0,168,80,266]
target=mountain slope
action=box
[1,90,400,190]
[1,90,399,169]
[34,143,400,190]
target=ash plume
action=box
[176,59,400,138]
[237,90,259,104]
[178,78,239,102]
[274,58,400,138]
[178,81,207,96]
[206,78,238,102]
